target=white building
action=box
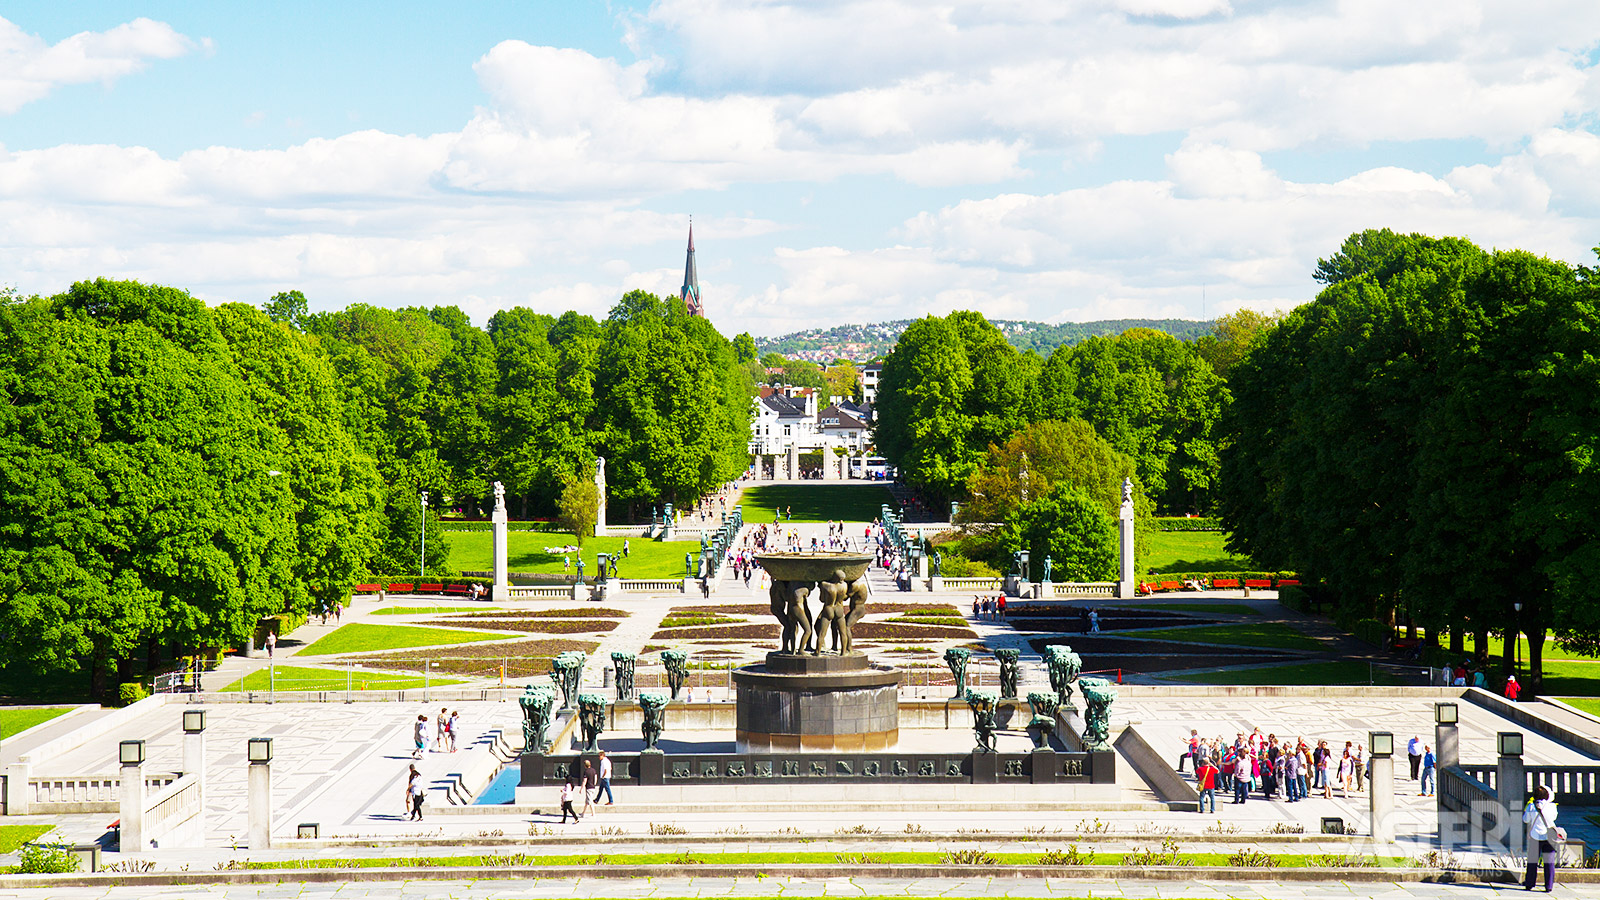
[859,363,882,403]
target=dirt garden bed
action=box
[431,618,619,634]
[354,638,601,679]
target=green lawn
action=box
[370,606,479,616]
[1428,633,1597,663]
[1128,603,1259,616]
[1528,660,1600,697]
[1131,622,1325,652]
[218,664,464,693]
[1145,530,1253,573]
[1558,696,1600,716]
[739,484,897,523]
[1173,660,1412,686]
[0,825,55,853]
[0,707,72,741]
[299,623,512,656]
[446,532,698,579]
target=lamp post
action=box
[1513,601,1524,677]
[419,491,429,577]
[247,738,273,849]
[118,740,146,853]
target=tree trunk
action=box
[146,636,162,673]
[1405,611,1417,642]
[1449,627,1464,654]
[1503,626,1517,680]
[1474,627,1489,667]
[1528,626,1546,697]
[90,647,108,700]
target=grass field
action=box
[0,825,55,853]
[1173,660,1412,686]
[0,707,72,741]
[739,484,897,523]
[1423,633,1598,663]
[1526,660,1600,697]
[299,623,513,656]
[446,532,698,578]
[1145,530,1253,573]
[219,665,465,693]
[370,606,482,616]
[1131,622,1325,652]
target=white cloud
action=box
[0,16,193,114]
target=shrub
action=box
[438,521,563,533]
[938,554,1000,578]
[1152,517,1223,532]
[1227,848,1278,868]
[117,682,149,707]
[1037,845,1094,866]
[1352,618,1389,647]
[941,848,997,865]
[17,842,79,874]
[1277,586,1306,612]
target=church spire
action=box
[681,219,702,317]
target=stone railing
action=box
[940,577,1002,591]
[1052,582,1118,597]
[25,773,179,814]
[1462,763,1600,806]
[143,772,202,844]
[616,579,685,593]
[506,585,575,599]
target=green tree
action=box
[1192,308,1280,380]
[875,315,976,499]
[262,290,309,329]
[557,472,600,548]
[732,332,758,363]
[1006,484,1118,582]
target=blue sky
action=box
[3,1,1599,336]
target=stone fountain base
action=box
[733,652,901,753]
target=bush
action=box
[1152,517,1223,532]
[1278,586,1306,612]
[17,842,79,874]
[1352,618,1389,647]
[938,554,999,578]
[117,682,149,707]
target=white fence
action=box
[940,578,1003,591]
[141,772,203,848]
[24,773,179,814]
[1052,582,1118,597]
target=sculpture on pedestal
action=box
[493,480,506,510]
[639,693,668,752]
[519,685,555,753]
[1078,675,1117,751]
[812,570,850,654]
[966,689,998,753]
[1026,691,1060,750]
[661,649,689,699]
[996,648,1020,699]
[770,580,814,653]
[1042,556,1052,583]
[577,693,606,753]
[611,651,636,702]
[944,647,971,699]
[1046,645,1082,710]
[550,651,585,710]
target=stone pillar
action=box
[182,727,206,840]
[248,759,273,849]
[1498,742,1526,855]
[3,759,31,815]
[1437,722,1459,771]
[786,445,799,481]
[119,763,145,853]
[492,501,510,602]
[1117,478,1135,598]
[1369,747,1395,844]
[593,457,607,537]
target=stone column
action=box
[1498,739,1526,855]
[593,457,607,537]
[1117,478,1135,598]
[182,724,206,840]
[1436,722,1459,771]
[787,445,799,481]
[492,497,510,602]
[1369,745,1395,844]
[3,759,31,815]
[119,762,145,853]
[248,758,273,849]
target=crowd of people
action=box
[972,594,1007,620]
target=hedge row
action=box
[439,521,566,533]
[1152,517,1223,532]
[1143,570,1300,585]
[357,576,495,590]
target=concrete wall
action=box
[1114,725,1199,807]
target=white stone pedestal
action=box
[248,762,273,849]
[1118,507,1135,598]
[1369,752,1395,843]
[119,763,144,853]
[492,505,509,602]
[183,729,206,840]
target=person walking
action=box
[404,764,420,816]
[1196,757,1219,814]
[436,707,449,752]
[1506,675,1523,700]
[412,714,428,759]
[265,631,276,659]
[1178,729,1200,774]
[580,759,599,817]
[1089,609,1100,633]
[1408,735,1422,781]
[1523,785,1560,892]
[1284,746,1302,802]
[596,750,615,805]
[408,774,426,821]
[1420,744,1437,796]
[447,710,460,752]
[559,779,580,824]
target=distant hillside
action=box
[756,318,1215,361]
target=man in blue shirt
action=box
[1419,745,1436,796]
[1407,735,1422,781]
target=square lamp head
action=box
[182,709,206,734]
[1369,731,1394,757]
[1498,732,1524,757]
[297,823,319,839]
[118,739,145,766]
[1435,702,1459,725]
[248,737,273,764]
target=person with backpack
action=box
[1196,756,1219,814]
[1524,785,1562,892]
